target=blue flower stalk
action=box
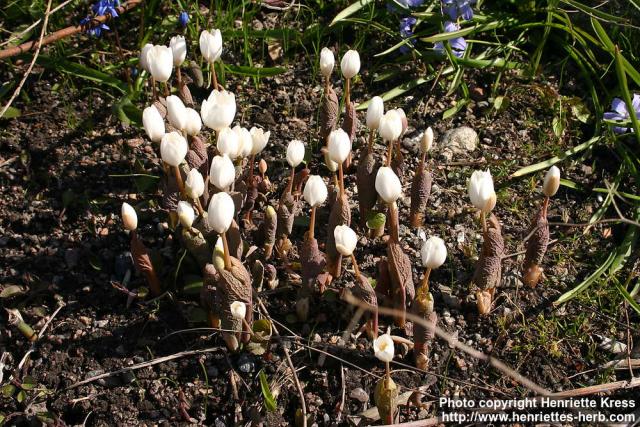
[433,21,467,58]
[399,16,417,54]
[604,94,640,134]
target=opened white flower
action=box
[420,236,447,269]
[140,43,153,72]
[230,301,246,320]
[250,127,270,155]
[543,166,560,197]
[199,29,223,63]
[233,125,253,158]
[142,105,165,143]
[340,49,360,79]
[216,127,239,159]
[184,108,202,136]
[185,169,205,199]
[286,140,305,168]
[303,175,328,207]
[375,167,402,204]
[378,109,403,142]
[201,89,236,131]
[121,202,137,231]
[177,201,195,228]
[366,96,384,130]
[170,35,187,67]
[209,154,235,191]
[421,127,434,153]
[373,334,394,363]
[146,45,173,82]
[207,192,235,233]
[167,95,188,131]
[160,132,188,167]
[468,170,496,213]
[319,47,335,78]
[328,129,351,164]
[334,225,357,256]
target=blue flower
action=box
[179,11,190,27]
[387,0,424,13]
[442,0,476,21]
[91,0,120,17]
[433,21,467,58]
[604,94,640,134]
[399,17,417,53]
[80,16,110,37]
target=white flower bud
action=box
[185,169,205,199]
[160,132,188,167]
[340,49,360,79]
[421,127,434,153]
[250,127,270,155]
[375,166,402,204]
[468,170,496,213]
[233,125,253,158]
[207,192,235,233]
[324,149,338,172]
[334,225,358,256]
[286,140,305,168]
[201,89,236,131]
[216,127,239,159]
[319,47,335,78]
[378,109,403,142]
[121,202,138,231]
[373,334,394,363]
[303,175,328,207]
[177,201,195,228]
[199,29,222,63]
[140,43,153,72]
[327,129,351,164]
[395,108,408,136]
[146,45,173,83]
[142,104,165,143]
[543,166,560,197]
[230,301,246,320]
[170,35,187,67]
[184,108,202,136]
[366,96,384,130]
[209,155,235,191]
[167,95,188,131]
[420,236,447,269]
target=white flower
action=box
[378,109,403,142]
[366,96,384,130]
[468,170,496,213]
[233,125,253,158]
[324,149,338,172]
[373,334,394,363]
[286,140,305,168]
[170,35,187,67]
[209,155,235,191]
[421,127,434,153]
[327,129,351,164]
[207,192,235,233]
[201,89,236,131]
[184,108,202,136]
[230,301,246,320]
[142,104,165,143]
[303,175,328,207]
[140,43,153,72]
[121,202,137,231]
[334,225,357,256]
[543,166,560,197]
[375,166,402,204]
[146,45,173,82]
[420,236,447,269]
[167,95,188,131]
[177,201,195,228]
[250,127,270,155]
[216,127,239,159]
[340,49,360,79]
[160,132,188,167]
[185,169,205,199]
[199,29,222,63]
[395,108,408,136]
[319,47,334,78]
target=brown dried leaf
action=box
[319,86,339,140]
[153,98,167,118]
[391,145,405,180]
[409,167,432,227]
[326,194,351,276]
[387,242,415,326]
[189,135,209,164]
[299,237,327,293]
[342,102,359,143]
[130,233,161,296]
[181,227,211,269]
[414,310,437,363]
[374,377,399,425]
[276,192,295,238]
[523,205,549,267]
[217,257,253,345]
[200,263,219,313]
[356,150,378,223]
[472,214,504,290]
[162,172,180,212]
[180,83,194,107]
[227,220,244,260]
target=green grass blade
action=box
[330,0,375,26]
[554,251,616,305]
[36,56,128,93]
[615,281,640,316]
[560,0,630,24]
[614,46,640,145]
[355,75,440,111]
[258,370,277,412]
[223,64,286,78]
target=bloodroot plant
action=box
[373,334,398,424]
[318,48,338,145]
[121,203,161,297]
[357,96,383,225]
[523,166,560,287]
[410,127,434,227]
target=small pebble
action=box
[350,387,369,403]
